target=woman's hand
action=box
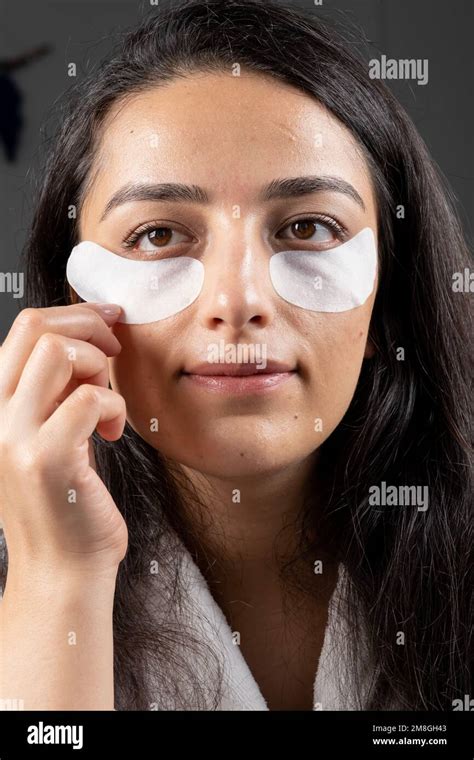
[0,303,128,578]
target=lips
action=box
[182,360,296,376]
[180,360,297,395]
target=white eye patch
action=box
[66,227,376,325]
[66,242,205,324]
[269,226,377,312]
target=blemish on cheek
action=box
[294,414,298,419]
[240,452,245,457]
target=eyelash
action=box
[121,213,347,249]
[284,213,347,240]
[123,221,183,249]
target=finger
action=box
[10,335,110,427]
[40,385,126,452]
[0,304,121,399]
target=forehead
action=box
[85,70,373,207]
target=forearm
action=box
[0,563,118,710]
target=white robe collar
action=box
[172,541,375,710]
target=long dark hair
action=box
[4,0,472,709]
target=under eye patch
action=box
[268,227,377,312]
[66,227,377,325]
[66,241,205,324]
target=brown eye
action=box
[292,221,317,240]
[130,226,191,255]
[279,218,339,245]
[148,228,173,247]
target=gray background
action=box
[0,0,472,338]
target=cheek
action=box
[305,300,371,358]
[331,316,370,369]
[108,324,175,428]
[304,309,372,426]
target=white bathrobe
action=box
[145,531,377,711]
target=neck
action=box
[172,451,323,585]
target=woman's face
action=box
[79,71,378,479]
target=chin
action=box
[170,442,307,480]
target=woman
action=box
[0,0,471,711]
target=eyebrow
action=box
[99,174,366,222]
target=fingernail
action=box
[97,304,122,316]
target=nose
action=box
[196,224,276,333]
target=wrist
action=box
[3,558,119,605]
